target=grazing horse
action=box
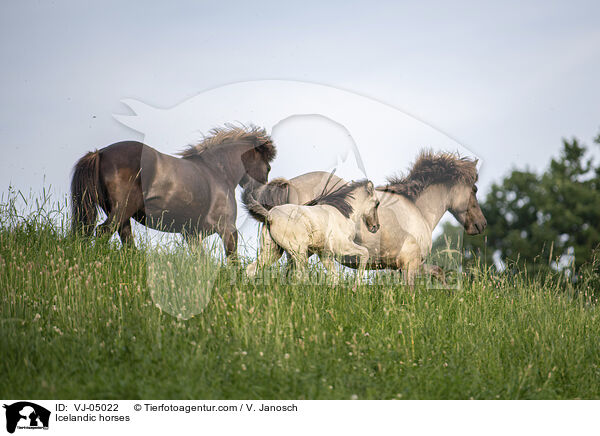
[245,151,487,284]
[70,125,276,257]
[243,180,380,282]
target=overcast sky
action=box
[1,0,599,244]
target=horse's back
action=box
[97,141,218,233]
[289,171,346,204]
[97,140,144,176]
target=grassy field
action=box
[1,191,600,399]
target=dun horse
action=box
[71,125,276,257]
[245,151,486,284]
[244,180,380,282]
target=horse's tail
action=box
[242,178,292,222]
[70,150,106,235]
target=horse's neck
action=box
[413,184,451,231]
[348,190,367,224]
[201,148,246,189]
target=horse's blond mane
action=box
[178,124,276,161]
[377,150,478,200]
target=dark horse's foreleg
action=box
[211,218,238,261]
[221,227,238,262]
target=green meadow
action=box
[1,190,599,399]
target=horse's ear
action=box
[366,181,374,195]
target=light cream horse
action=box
[243,180,380,282]
[244,151,486,285]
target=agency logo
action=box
[3,402,50,434]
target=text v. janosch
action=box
[143,403,298,412]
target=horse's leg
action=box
[115,205,141,249]
[354,245,369,285]
[112,201,141,248]
[396,236,422,289]
[118,219,135,248]
[219,225,238,263]
[98,154,143,248]
[319,252,339,285]
[98,207,136,247]
[246,225,283,277]
[335,242,369,284]
[287,249,308,282]
[421,263,447,286]
[96,213,117,240]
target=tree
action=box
[434,132,600,274]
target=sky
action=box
[1,0,599,249]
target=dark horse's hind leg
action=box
[97,151,145,248]
[95,200,142,247]
[118,220,135,247]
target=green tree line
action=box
[434,130,600,276]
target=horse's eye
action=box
[473,186,478,193]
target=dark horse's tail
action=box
[242,178,292,222]
[70,151,107,235]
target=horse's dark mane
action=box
[255,178,290,208]
[377,150,478,200]
[305,179,370,218]
[178,124,276,162]
[242,178,291,222]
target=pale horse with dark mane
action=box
[243,180,380,282]
[244,151,487,284]
[70,125,276,258]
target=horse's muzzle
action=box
[468,219,487,235]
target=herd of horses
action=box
[70,124,487,284]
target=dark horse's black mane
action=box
[305,179,370,218]
[178,124,277,162]
[377,150,478,200]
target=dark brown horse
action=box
[71,125,276,257]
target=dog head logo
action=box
[3,402,50,434]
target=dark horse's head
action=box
[240,135,276,186]
[179,124,276,187]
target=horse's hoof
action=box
[246,263,258,278]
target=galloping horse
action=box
[245,151,487,283]
[71,125,276,257]
[244,180,380,282]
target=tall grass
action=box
[1,189,599,399]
